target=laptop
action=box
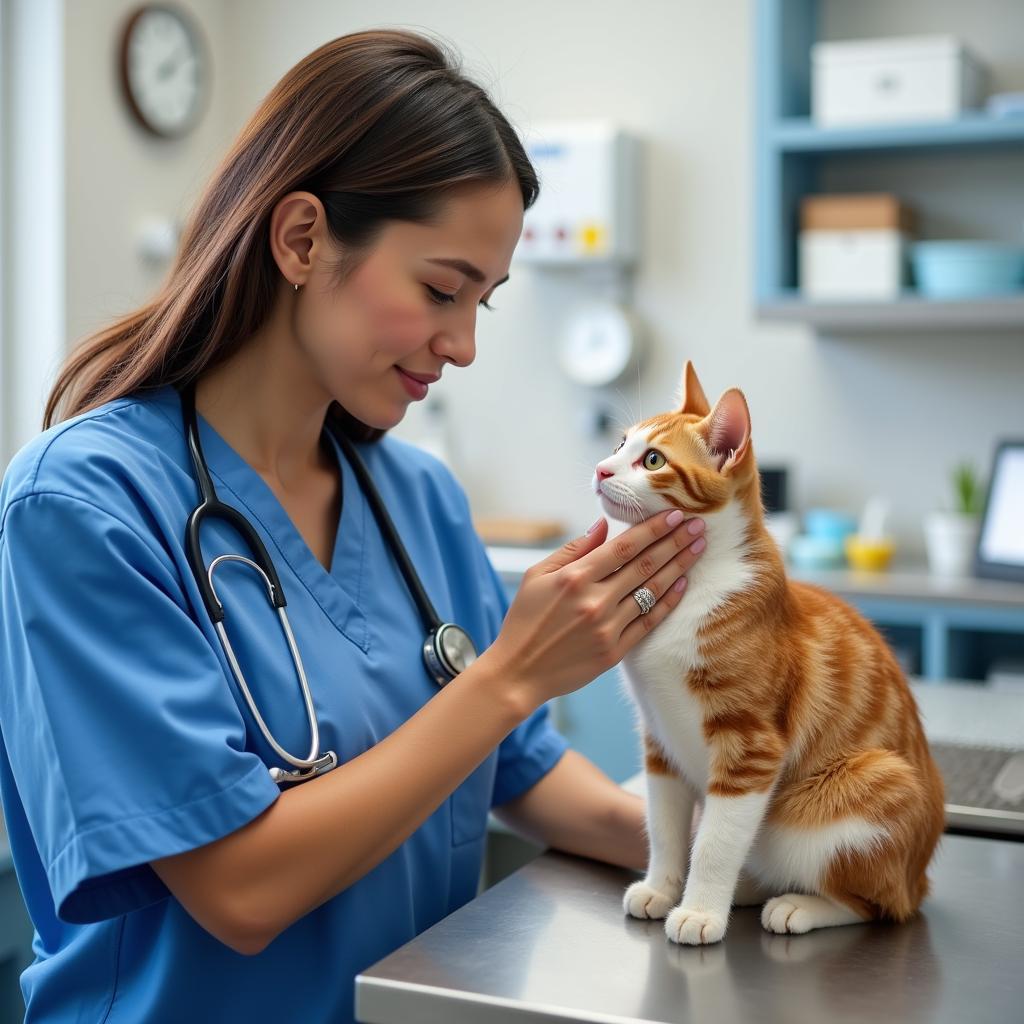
[911,680,1024,838]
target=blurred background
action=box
[1,2,1023,1017]
[2,0,1022,551]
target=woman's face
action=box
[289,181,524,429]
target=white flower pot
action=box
[923,511,979,578]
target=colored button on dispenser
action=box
[581,222,606,252]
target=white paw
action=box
[762,893,844,934]
[665,906,727,945]
[623,879,681,920]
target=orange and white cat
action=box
[595,361,945,945]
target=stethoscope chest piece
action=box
[423,622,478,687]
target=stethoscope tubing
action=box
[177,384,474,786]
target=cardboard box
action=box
[800,194,915,233]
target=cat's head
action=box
[592,361,759,525]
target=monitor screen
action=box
[977,442,1024,580]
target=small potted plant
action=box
[924,462,984,577]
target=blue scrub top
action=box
[0,385,568,1024]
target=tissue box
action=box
[812,35,987,127]
[799,194,914,300]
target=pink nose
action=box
[597,467,614,481]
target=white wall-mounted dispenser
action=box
[516,121,640,266]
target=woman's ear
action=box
[269,191,322,287]
[676,360,711,417]
[702,388,751,474]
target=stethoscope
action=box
[179,384,479,786]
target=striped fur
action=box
[608,362,945,944]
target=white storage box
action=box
[799,194,913,300]
[812,35,987,127]
[800,231,907,300]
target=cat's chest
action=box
[620,550,757,792]
[621,596,712,789]
[622,657,710,791]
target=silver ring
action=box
[632,586,656,615]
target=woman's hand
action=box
[485,511,706,711]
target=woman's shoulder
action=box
[0,387,185,526]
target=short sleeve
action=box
[467,533,569,808]
[0,492,280,924]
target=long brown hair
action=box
[45,28,539,442]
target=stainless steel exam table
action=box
[356,833,1024,1024]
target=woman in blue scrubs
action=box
[0,29,706,1024]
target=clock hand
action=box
[157,45,189,80]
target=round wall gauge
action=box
[558,301,643,387]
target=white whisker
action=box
[612,386,637,427]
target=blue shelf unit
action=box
[773,114,1024,154]
[753,0,1024,327]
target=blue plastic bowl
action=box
[912,241,1024,298]
[789,534,846,571]
[803,508,858,543]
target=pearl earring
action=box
[294,283,299,292]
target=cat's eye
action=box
[644,450,666,470]
[614,435,626,454]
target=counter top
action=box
[486,545,1024,608]
[786,566,1024,608]
[357,833,1024,1024]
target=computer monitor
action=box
[975,440,1024,583]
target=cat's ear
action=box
[677,360,711,417]
[702,388,751,474]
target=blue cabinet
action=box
[495,554,1024,785]
[552,668,640,784]
[788,567,1024,681]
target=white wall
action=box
[63,0,235,347]
[2,0,235,459]
[7,0,1024,557]
[1,0,65,460]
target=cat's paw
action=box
[623,879,682,920]
[760,893,863,934]
[665,906,727,945]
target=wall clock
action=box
[119,4,207,138]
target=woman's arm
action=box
[492,749,648,872]
[152,656,532,956]
[153,511,701,955]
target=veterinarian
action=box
[0,29,707,1024]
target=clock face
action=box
[559,303,639,387]
[121,5,205,137]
